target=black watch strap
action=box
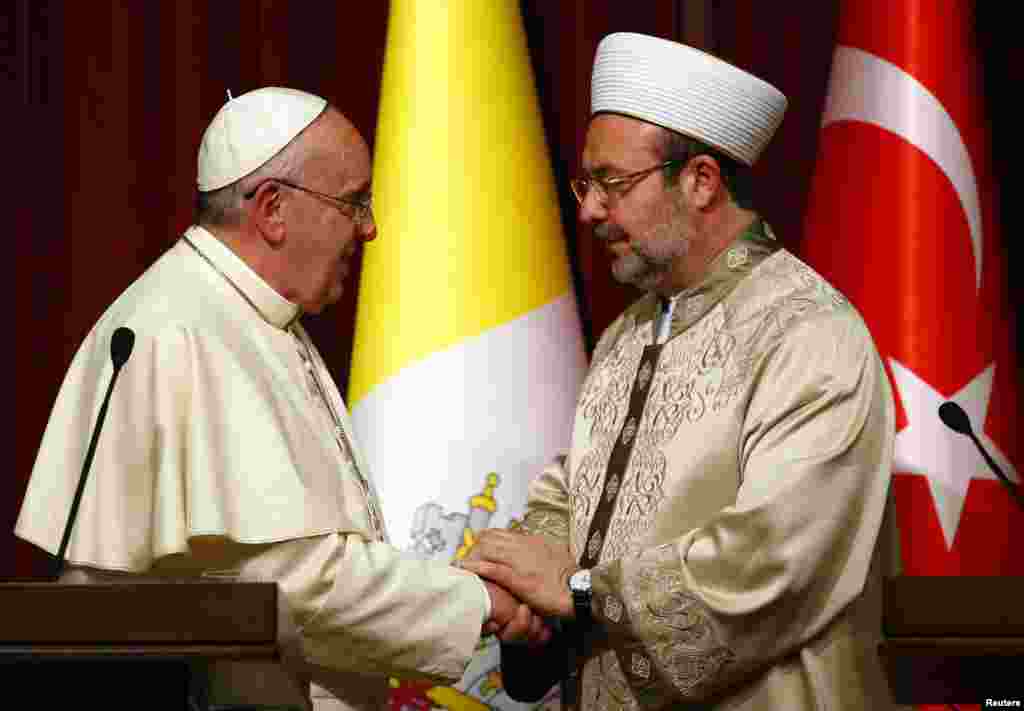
[572,587,593,629]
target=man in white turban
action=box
[15,87,545,711]
[463,33,901,710]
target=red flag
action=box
[801,0,1022,606]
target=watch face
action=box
[570,568,592,592]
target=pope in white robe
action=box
[15,87,506,711]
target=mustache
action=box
[593,223,625,244]
[594,225,659,265]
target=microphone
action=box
[51,327,136,580]
[938,401,1024,512]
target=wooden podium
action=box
[0,581,281,710]
[880,576,1024,705]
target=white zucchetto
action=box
[591,33,787,166]
[197,87,328,192]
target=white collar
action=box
[183,224,302,329]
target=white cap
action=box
[591,33,787,166]
[197,87,328,192]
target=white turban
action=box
[591,33,787,166]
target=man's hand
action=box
[483,580,552,646]
[462,529,576,618]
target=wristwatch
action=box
[568,568,593,627]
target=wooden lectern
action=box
[0,581,281,710]
[880,576,1024,705]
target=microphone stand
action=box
[938,401,1024,513]
[51,327,135,580]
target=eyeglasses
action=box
[244,178,374,225]
[569,159,683,206]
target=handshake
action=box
[457,529,579,647]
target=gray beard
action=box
[611,251,667,290]
[596,218,688,291]
[609,234,688,291]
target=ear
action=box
[686,155,724,211]
[248,180,287,247]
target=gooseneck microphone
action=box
[51,327,136,580]
[937,401,1024,512]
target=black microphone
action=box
[51,327,136,580]
[938,401,1024,512]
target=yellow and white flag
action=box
[349,2,586,710]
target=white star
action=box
[889,359,1019,548]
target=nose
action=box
[359,215,377,242]
[578,189,608,226]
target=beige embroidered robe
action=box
[523,220,902,710]
[15,225,488,710]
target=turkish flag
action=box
[800,0,1022,612]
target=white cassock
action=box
[16,224,490,711]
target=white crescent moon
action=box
[821,46,983,291]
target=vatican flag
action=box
[348,2,586,710]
